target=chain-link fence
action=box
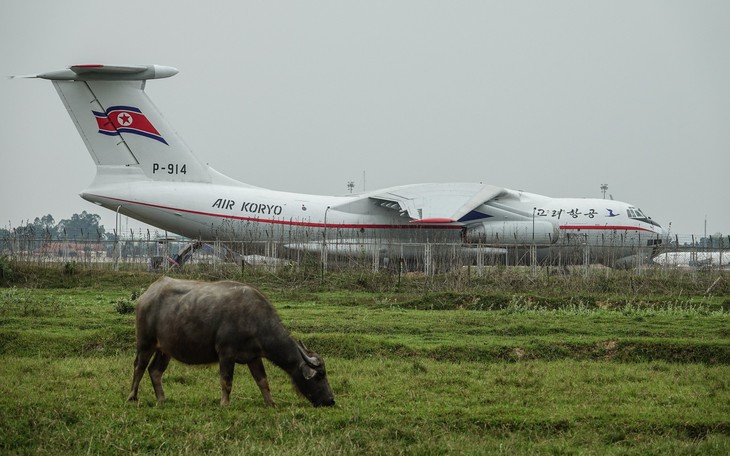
[1,230,727,275]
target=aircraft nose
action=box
[647,218,663,234]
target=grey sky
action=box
[1,1,728,237]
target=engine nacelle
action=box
[465,220,558,245]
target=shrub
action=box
[63,261,78,276]
[0,255,12,284]
[113,298,135,314]
[113,289,143,315]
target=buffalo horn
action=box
[296,340,321,367]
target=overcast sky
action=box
[1,1,728,237]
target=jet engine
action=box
[465,220,559,245]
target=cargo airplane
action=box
[23,64,664,267]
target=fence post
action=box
[476,245,484,278]
[530,244,537,278]
[424,243,433,276]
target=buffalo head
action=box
[292,340,335,407]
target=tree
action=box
[32,214,57,238]
[55,211,106,239]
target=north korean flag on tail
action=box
[92,105,168,145]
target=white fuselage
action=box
[82,178,664,266]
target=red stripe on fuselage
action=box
[560,225,658,233]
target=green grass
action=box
[1,356,729,454]
[1,266,729,454]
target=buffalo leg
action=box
[219,359,235,406]
[148,350,171,403]
[127,348,155,402]
[248,358,275,406]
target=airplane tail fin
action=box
[34,64,212,183]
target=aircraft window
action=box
[625,206,661,228]
[627,207,647,219]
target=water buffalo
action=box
[127,277,335,407]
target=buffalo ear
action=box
[301,363,317,380]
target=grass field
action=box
[1,264,729,454]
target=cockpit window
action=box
[627,207,646,219]
[627,207,661,228]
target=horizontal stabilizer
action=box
[31,64,178,81]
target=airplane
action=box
[21,63,664,268]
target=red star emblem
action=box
[117,112,133,127]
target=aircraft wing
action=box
[336,183,505,223]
